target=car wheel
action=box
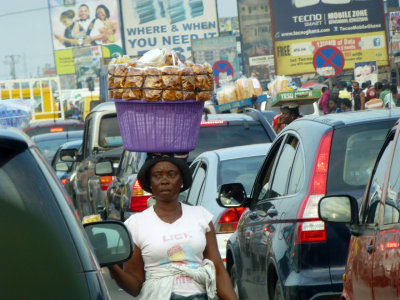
[273,279,284,300]
[230,265,239,298]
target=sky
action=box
[0,0,237,81]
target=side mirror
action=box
[95,160,113,176]
[55,162,69,172]
[217,183,247,208]
[318,195,358,224]
[84,221,132,267]
[60,148,78,162]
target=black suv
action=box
[0,128,132,299]
[219,109,400,300]
[102,108,276,221]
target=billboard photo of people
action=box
[49,0,123,51]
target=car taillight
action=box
[200,120,227,126]
[61,178,67,185]
[130,179,152,212]
[296,130,332,244]
[215,207,246,233]
[100,176,114,191]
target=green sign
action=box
[270,90,322,107]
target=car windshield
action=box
[36,136,82,163]
[25,124,84,137]
[219,155,265,193]
[98,115,122,149]
[189,123,269,162]
[327,121,395,193]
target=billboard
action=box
[389,11,400,61]
[238,0,274,84]
[49,0,123,53]
[121,0,219,59]
[270,0,388,76]
[192,36,240,83]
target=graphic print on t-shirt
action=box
[160,244,198,269]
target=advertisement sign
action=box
[49,0,123,53]
[54,49,76,75]
[73,46,102,88]
[238,0,274,84]
[354,61,378,85]
[389,11,400,60]
[192,35,240,83]
[121,0,218,59]
[270,0,388,76]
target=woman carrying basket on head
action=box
[108,153,238,300]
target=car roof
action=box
[0,128,32,147]
[31,130,83,142]
[198,143,270,161]
[91,101,116,113]
[300,108,400,127]
[26,119,84,128]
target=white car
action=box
[180,143,271,263]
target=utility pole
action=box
[4,55,21,80]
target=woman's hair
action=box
[340,98,352,108]
[96,4,110,18]
[390,83,398,94]
[60,10,75,20]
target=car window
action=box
[189,123,270,162]
[287,144,304,195]
[269,135,298,198]
[328,122,394,193]
[98,115,122,149]
[218,156,264,195]
[364,137,394,224]
[118,150,131,176]
[186,162,207,206]
[384,133,400,224]
[257,137,284,202]
[84,117,92,158]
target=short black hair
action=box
[340,98,352,108]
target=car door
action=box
[349,131,396,299]
[238,136,285,299]
[249,134,301,297]
[373,129,400,299]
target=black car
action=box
[0,128,132,299]
[220,109,400,300]
[103,108,277,221]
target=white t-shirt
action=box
[89,19,104,44]
[384,93,397,108]
[125,203,213,297]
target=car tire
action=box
[273,279,284,300]
[230,264,239,298]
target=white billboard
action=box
[121,0,219,59]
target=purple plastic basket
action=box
[113,99,205,152]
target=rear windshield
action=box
[219,156,265,193]
[327,121,394,193]
[98,115,122,149]
[189,122,270,162]
[25,124,84,137]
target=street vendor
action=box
[273,104,301,134]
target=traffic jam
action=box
[2,0,400,299]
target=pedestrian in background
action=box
[379,80,391,100]
[352,81,366,110]
[318,86,330,114]
[337,98,352,113]
[383,83,398,108]
[328,98,339,114]
[365,87,384,109]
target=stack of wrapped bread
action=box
[217,77,263,105]
[108,49,214,102]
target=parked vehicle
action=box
[221,109,400,300]
[24,119,84,137]
[319,118,400,300]
[0,128,132,299]
[32,130,83,164]
[51,139,82,185]
[181,144,270,262]
[60,102,123,219]
[103,108,276,222]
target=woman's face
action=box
[150,161,183,202]
[61,17,73,27]
[97,8,106,20]
[329,100,337,110]
[281,109,294,124]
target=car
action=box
[60,102,123,219]
[102,108,276,222]
[32,130,83,164]
[24,119,84,137]
[319,118,400,300]
[0,128,132,299]
[51,139,82,185]
[220,109,400,300]
[181,143,270,262]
